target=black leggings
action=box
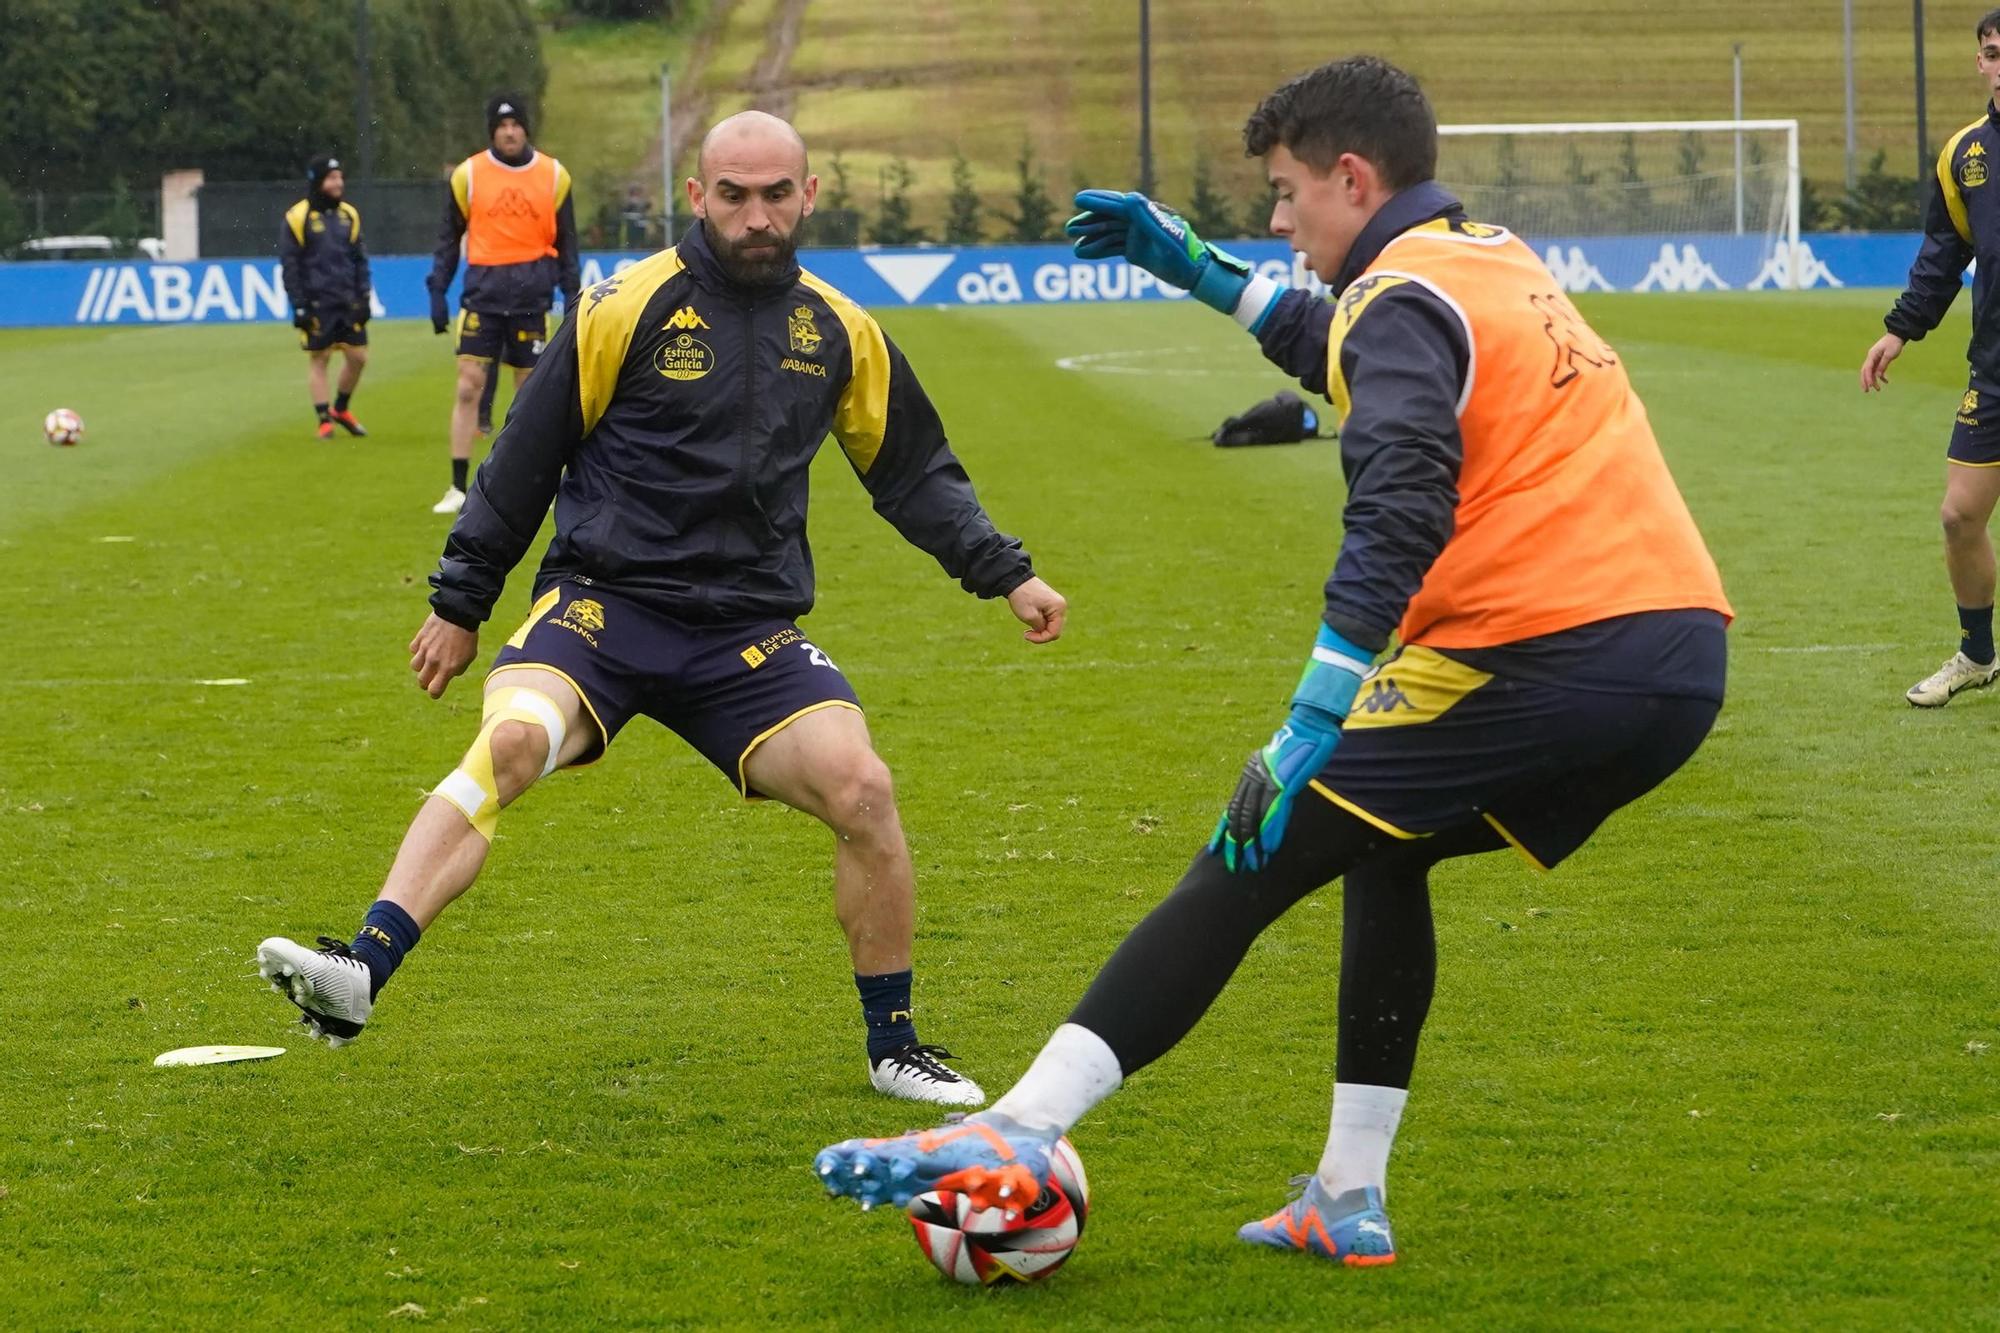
[1067,798,1506,1088]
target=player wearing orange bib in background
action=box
[426,93,581,515]
[815,56,1732,1268]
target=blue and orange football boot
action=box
[1237,1175,1397,1266]
[814,1112,1054,1215]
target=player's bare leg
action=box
[307,349,334,439]
[435,355,489,512]
[745,705,983,1105]
[258,668,593,1040]
[329,344,369,435]
[1911,463,2000,705]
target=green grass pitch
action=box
[3,293,1999,1328]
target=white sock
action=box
[985,1023,1124,1138]
[1316,1082,1408,1198]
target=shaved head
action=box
[698,110,808,181]
[687,110,818,285]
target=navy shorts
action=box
[456,309,547,368]
[488,581,862,797]
[299,312,367,352]
[1949,373,2000,466]
[1312,644,1720,869]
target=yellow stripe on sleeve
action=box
[552,159,573,209]
[797,270,889,474]
[574,247,686,435]
[1324,273,1411,423]
[450,159,473,217]
[284,200,308,246]
[1938,119,1984,246]
[339,201,360,241]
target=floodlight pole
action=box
[1843,0,1858,191]
[1916,0,1930,213]
[660,65,674,244]
[1138,0,1155,197]
[1732,44,1744,235]
[354,0,373,180]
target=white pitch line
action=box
[1756,644,1903,654]
[1054,346,1241,376]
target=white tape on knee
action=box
[486,684,568,780]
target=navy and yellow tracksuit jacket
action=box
[429,221,1033,630]
[279,193,370,313]
[1886,102,2000,380]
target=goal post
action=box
[1435,119,1808,291]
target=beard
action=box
[702,216,798,286]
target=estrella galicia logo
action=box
[654,332,714,381]
[1354,678,1413,715]
[1965,141,1989,189]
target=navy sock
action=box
[334,391,352,413]
[348,900,421,999]
[314,402,329,421]
[856,970,916,1061]
[1960,604,1995,665]
[451,457,469,492]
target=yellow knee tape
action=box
[431,686,568,840]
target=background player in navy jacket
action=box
[279,154,371,440]
[1863,8,2000,706]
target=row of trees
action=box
[807,146,1276,247]
[795,137,1933,250]
[1,0,545,191]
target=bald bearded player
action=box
[258,111,1069,1108]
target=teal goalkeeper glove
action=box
[1066,189,1256,316]
[1209,625,1373,873]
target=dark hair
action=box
[1241,56,1437,189]
[1980,7,2000,39]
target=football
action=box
[43,408,84,446]
[908,1136,1090,1285]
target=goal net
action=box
[1434,120,1805,291]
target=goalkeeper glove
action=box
[429,290,451,335]
[1209,625,1373,873]
[1066,189,1258,318]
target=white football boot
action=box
[257,936,373,1046]
[1905,651,2000,707]
[869,1043,986,1106]
[431,486,467,515]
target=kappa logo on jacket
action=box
[664,306,709,331]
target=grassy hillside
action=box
[541,0,1993,241]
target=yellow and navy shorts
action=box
[456,308,548,368]
[299,312,367,352]
[1311,645,1719,869]
[1950,372,2000,466]
[489,581,861,798]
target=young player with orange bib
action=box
[814,56,1732,1266]
[426,93,581,515]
